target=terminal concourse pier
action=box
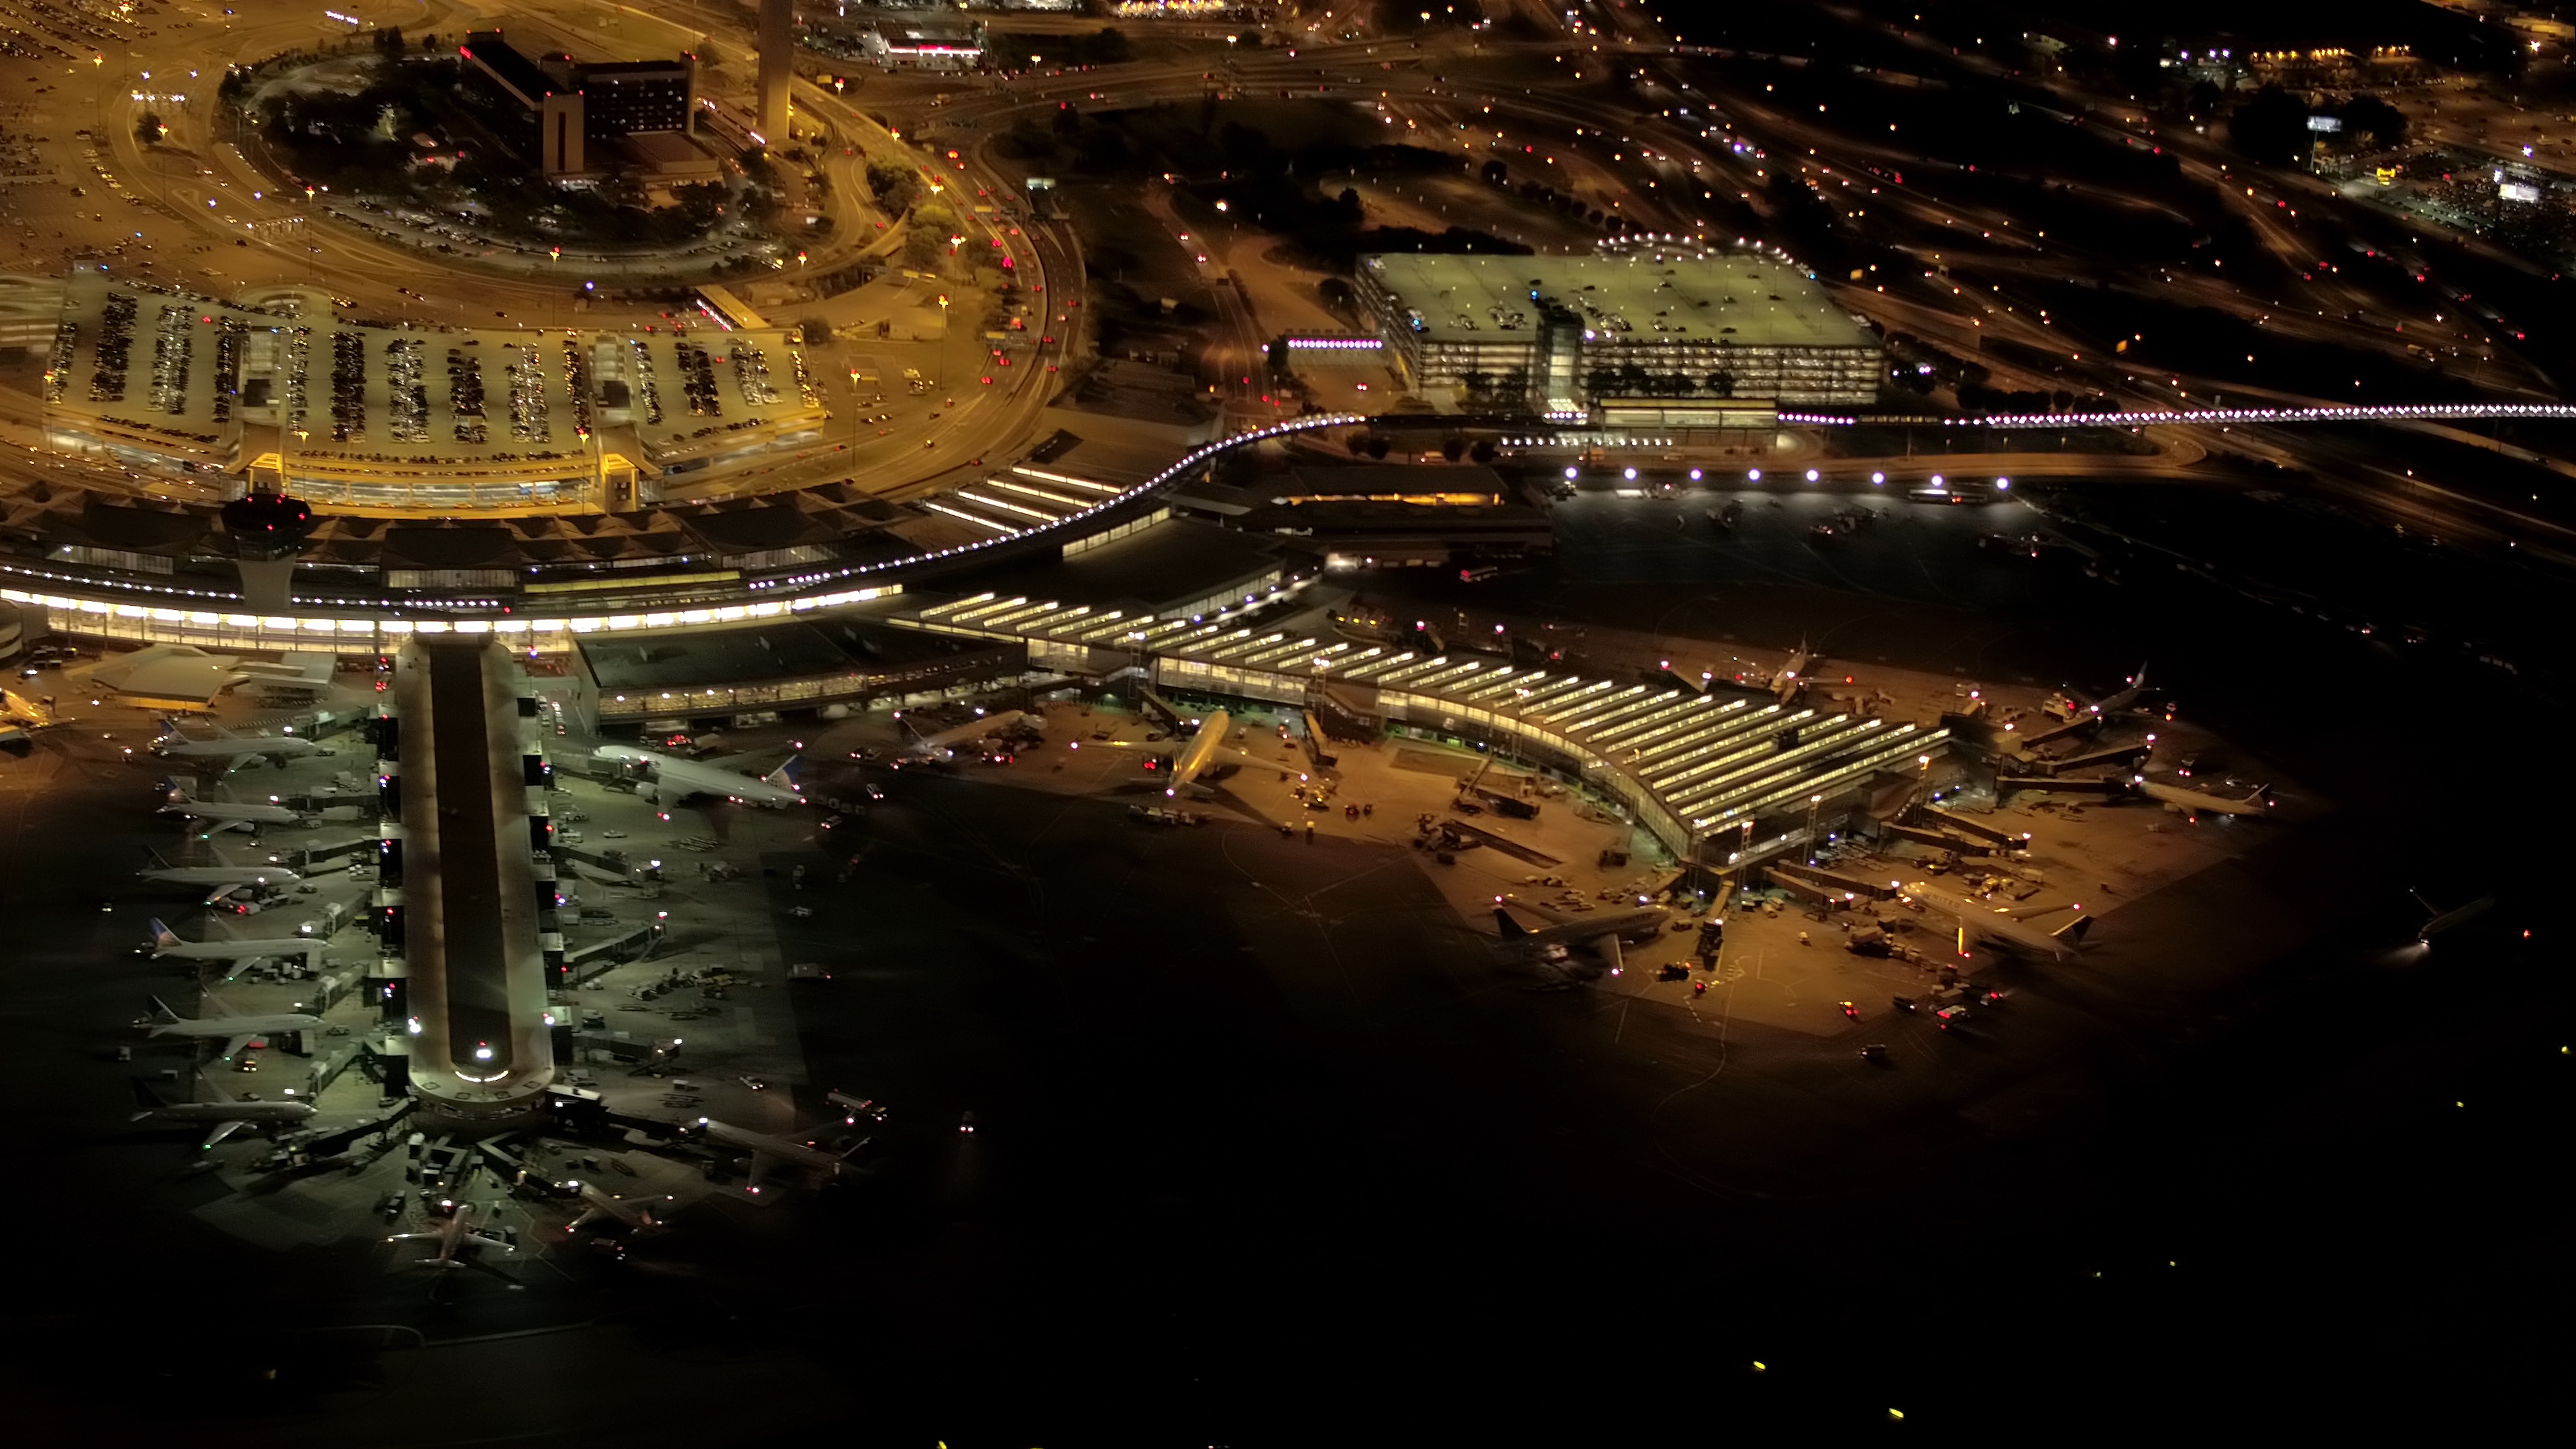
[376,636,560,1126]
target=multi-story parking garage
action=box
[1354,246,1882,412]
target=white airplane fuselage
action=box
[136,1100,314,1128]
[160,800,305,827]
[2136,780,2271,817]
[154,737,319,764]
[1902,883,2089,962]
[137,865,301,890]
[1166,709,1234,792]
[593,747,804,808]
[697,1118,846,1173]
[150,1012,322,1042]
[150,936,323,965]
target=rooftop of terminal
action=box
[1359,250,1877,352]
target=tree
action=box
[1701,370,1734,397]
[1479,160,1508,187]
[904,201,963,270]
[865,160,922,215]
[2337,95,2408,150]
[135,111,164,146]
[372,25,405,62]
[2229,85,2312,168]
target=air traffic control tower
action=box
[373,639,562,1126]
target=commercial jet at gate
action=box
[389,1198,515,1269]
[151,719,322,773]
[145,916,327,972]
[592,745,805,808]
[688,1117,869,1194]
[138,994,323,1063]
[129,1073,316,1150]
[1082,709,1282,795]
[1492,896,1670,975]
[136,846,301,904]
[158,781,312,833]
[900,710,1024,759]
[1900,881,2094,963]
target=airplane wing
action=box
[745,1150,780,1195]
[219,753,258,776]
[200,883,256,907]
[1209,743,1291,770]
[464,1232,515,1255]
[200,1120,250,1150]
[1585,932,1624,973]
[220,1034,258,1062]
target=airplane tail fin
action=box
[2053,915,2094,945]
[2409,889,2439,916]
[2251,783,2276,808]
[128,1077,171,1113]
[763,756,802,792]
[837,1136,873,1161]
[146,994,179,1023]
[1492,906,1530,939]
[150,918,180,949]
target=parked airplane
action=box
[158,780,311,834]
[2044,664,2153,722]
[1900,881,2093,963]
[1081,709,1283,796]
[2135,777,2274,818]
[1491,896,1671,974]
[1771,640,1813,703]
[900,709,1025,759]
[144,916,326,971]
[138,993,323,1063]
[2413,890,2496,944]
[688,1116,869,1193]
[129,1073,315,1150]
[150,718,321,773]
[592,745,806,808]
[389,1197,515,1269]
[566,1181,675,1234]
[136,846,301,905]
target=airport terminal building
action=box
[1354,250,1881,413]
